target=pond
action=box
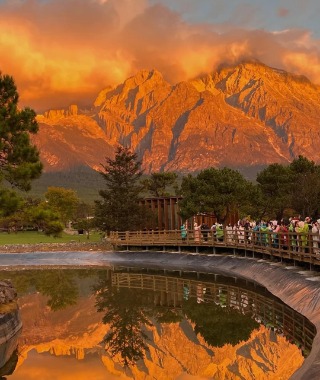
[0,267,316,380]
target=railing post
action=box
[308,232,313,262]
[244,228,247,257]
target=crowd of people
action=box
[181,216,320,254]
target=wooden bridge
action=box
[109,229,320,268]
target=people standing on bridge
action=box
[260,222,271,246]
[252,221,260,245]
[272,222,280,248]
[311,220,320,254]
[215,223,224,242]
[297,220,309,252]
[243,220,251,244]
[201,223,210,242]
[194,223,201,243]
[226,223,233,244]
[305,216,312,231]
[211,223,216,241]
[180,223,187,242]
[276,220,289,249]
[237,224,245,244]
[289,219,298,251]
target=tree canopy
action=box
[289,156,320,218]
[141,172,178,197]
[255,156,320,220]
[45,187,79,227]
[179,167,252,223]
[256,163,292,220]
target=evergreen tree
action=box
[0,73,42,191]
[95,146,146,231]
[141,172,178,197]
[289,155,320,218]
[256,163,292,220]
[179,167,251,223]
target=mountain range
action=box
[33,61,320,174]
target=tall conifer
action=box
[95,146,145,231]
[0,73,42,191]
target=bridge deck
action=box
[109,230,320,267]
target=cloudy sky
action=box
[1,0,320,111]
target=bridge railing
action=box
[109,228,320,265]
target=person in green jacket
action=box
[215,223,224,242]
[289,220,298,251]
[297,220,309,252]
[260,222,271,246]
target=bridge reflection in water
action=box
[110,229,320,268]
[110,268,316,357]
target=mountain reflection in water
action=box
[0,267,315,380]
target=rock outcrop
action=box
[0,280,17,304]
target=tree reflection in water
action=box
[34,270,79,311]
[94,273,260,367]
[0,269,104,312]
[95,278,152,366]
[183,299,259,347]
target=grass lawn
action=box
[0,230,102,245]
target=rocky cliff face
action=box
[35,111,114,172]
[34,61,320,173]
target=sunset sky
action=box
[1,0,320,112]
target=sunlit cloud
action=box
[277,7,289,18]
[0,0,320,111]
[283,52,320,82]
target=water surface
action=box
[0,267,315,380]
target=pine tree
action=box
[95,146,146,231]
[0,73,42,191]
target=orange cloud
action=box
[0,0,320,112]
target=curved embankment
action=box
[95,251,320,380]
[0,248,319,379]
